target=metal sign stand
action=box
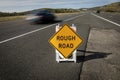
[55,24,77,63]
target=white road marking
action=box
[0,24,55,44]
[91,13,120,27]
[0,13,86,44]
[64,14,86,22]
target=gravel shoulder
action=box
[80,28,120,80]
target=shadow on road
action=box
[77,50,112,80]
[77,50,112,62]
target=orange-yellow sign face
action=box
[49,24,83,58]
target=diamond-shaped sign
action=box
[49,24,83,58]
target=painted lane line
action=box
[64,14,86,22]
[91,13,120,27]
[0,24,56,44]
[0,13,86,44]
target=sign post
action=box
[49,24,83,63]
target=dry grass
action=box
[0,16,25,22]
[100,2,120,12]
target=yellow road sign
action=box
[49,24,83,58]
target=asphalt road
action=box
[96,12,120,24]
[0,12,119,80]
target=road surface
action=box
[0,12,120,80]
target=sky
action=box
[0,0,120,12]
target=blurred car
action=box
[26,10,56,23]
[96,10,100,13]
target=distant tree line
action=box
[0,8,80,17]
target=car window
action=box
[35,11,51,15]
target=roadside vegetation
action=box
[0,8,80,22]
[0,8,80,17]
[90,2,120,13]
[100,2,120,12]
